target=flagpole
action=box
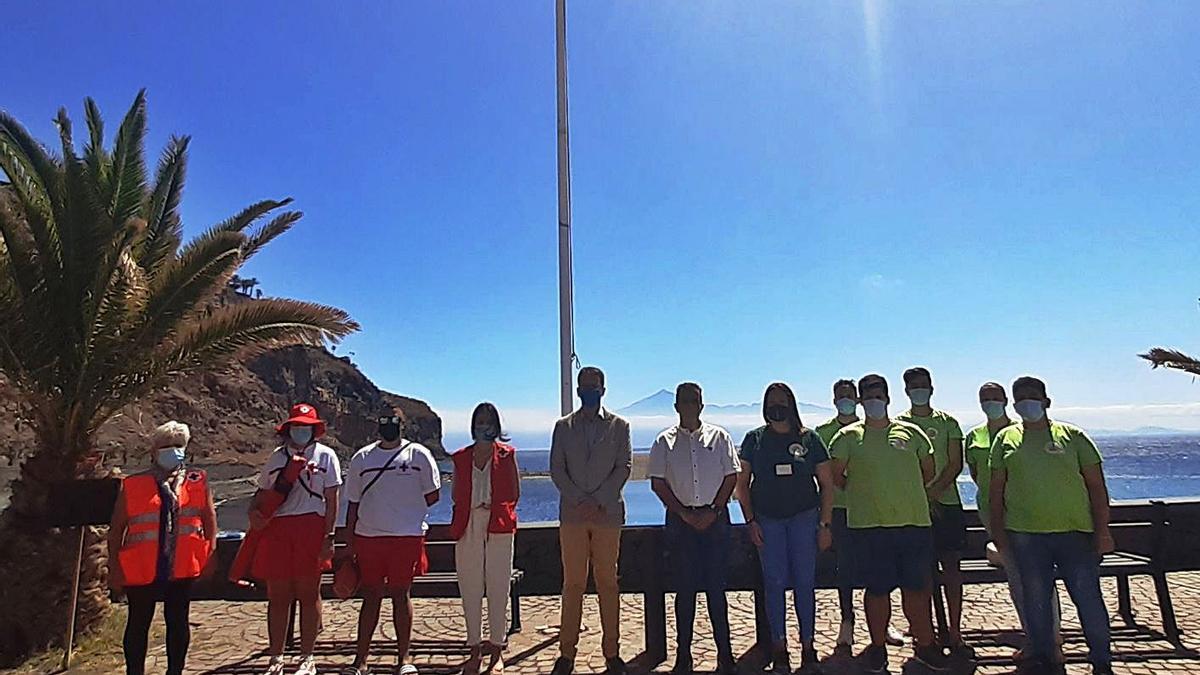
[555,0,576,416]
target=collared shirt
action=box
[550,407,633,526]
[647,422,738,507]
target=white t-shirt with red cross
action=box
[345,440,441,537]
[257,442,343,518]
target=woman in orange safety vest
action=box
[108,421,218,675]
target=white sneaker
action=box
[295,654,318,675]
[837,619,855,647]
[265,655,287,675]
[885,624,906,647]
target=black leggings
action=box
[124,579,194,675]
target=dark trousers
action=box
[665,509,732,658]
[1010,531,1111,668]
[124,579,194,675]
[831,507,855,623]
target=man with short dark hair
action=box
[990,377,1113,675]
[830,374,947,672]
[649,383,739,675]
[897,366,971,658]
[550,366,633,675]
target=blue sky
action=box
[6,2,1200,443]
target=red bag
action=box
[228,454,309,585]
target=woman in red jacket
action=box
[452,402,521,675]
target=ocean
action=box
[416,433,1200,526]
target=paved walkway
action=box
[140,574,1199,675]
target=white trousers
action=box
[455,507,515,646]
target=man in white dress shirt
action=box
[648,382,740,675]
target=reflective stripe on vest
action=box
[118,472,212,585]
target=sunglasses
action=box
[377,416,403,425]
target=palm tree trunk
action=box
[0,447,112,665]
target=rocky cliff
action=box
[0,344,445,470]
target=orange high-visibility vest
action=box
[117,471,212,586]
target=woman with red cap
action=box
[251,403,342,675]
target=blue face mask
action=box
[578,388,603,409]
[907,388,933,406]
[1014,399,1046,422]
[835,398,857,416]
[155,446,186,471]
[982,401,1007,420]
[862,399,888,420]
[289,425,314,447]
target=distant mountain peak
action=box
[618,388,832,417]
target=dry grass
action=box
[0,607,161,675]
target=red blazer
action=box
[449,442,519,540]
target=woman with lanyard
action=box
[108,421,217,675]
[250,403,342,675]
[450,403,521,675]
[735,383,835,675]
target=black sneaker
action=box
[857,645,887,674]
[605,657,627,675]
[770,650,790,675]
[913,644,950,672]
[670,655,693,675]
[948,642,976,661]
[550,657,573,675]
[798,646,822,674]
[716,653,738,675]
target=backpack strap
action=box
[359,442,412,498]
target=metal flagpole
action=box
[555,0,576,416]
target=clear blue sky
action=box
[7,2,1200,438]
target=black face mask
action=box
[379,423,402,442]
[766,405,790,423]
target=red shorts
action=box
[354,535,427,590]
[252,513,327,581]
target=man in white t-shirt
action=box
[342,409,441,675]
[250,403,342,675]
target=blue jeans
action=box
[1010,531,1111,667]
[665,509,732,657]
[757,507,819,644]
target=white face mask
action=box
[862,399,888,420]
[907,388,933,406]
[289,425,314,447]
[1014,399,1046,422]
[981,401,1007,420]
[835,398,858,416]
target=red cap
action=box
[276,403,327,438]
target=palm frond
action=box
[139,230,245,345]
[242,210,302,262]
[83,97,109,190]
[105,90,148,231]
[0,189,42,300]
[0,111,62,273]
[139,135,189,271]
[210,198,293,235]
[1139,348,1200,376]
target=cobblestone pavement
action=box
[139,574,1200,675]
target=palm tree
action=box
[1140,347,1200,376]
[0,91,359,662]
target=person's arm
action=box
[107,487,128,591]
[591,420,633,506]
[988,468,1009,550]
[830,459,848,489]
[928,437,964,500]
[424,448,442,507]
[549,420,589,504]
[343,501,360,556]
[1082,464,1113,554]
[322,485,339,561]
[510,451,522,503]
[713,473,737,508]
[651,477,693,520]
[734,459,764,547]
[201,484,219,551]
[815,461,835,551]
